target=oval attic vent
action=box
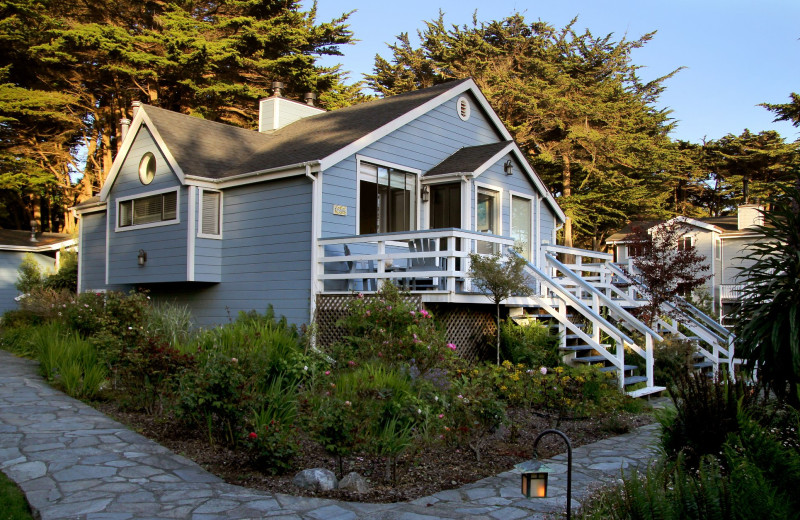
[457,96,471,121]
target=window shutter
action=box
[202,191,220,235]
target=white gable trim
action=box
[319,79,513,172]
[99,108,186,201]
[471,143,516,177]
[665,216,721,234]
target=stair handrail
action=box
[672,294,732,338]
[545,253,664,342]
[510,250,636,347]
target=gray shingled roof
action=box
[0,230,74,249]
[144,79,472,179]
[424,141,513,177]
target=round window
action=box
[138,152,156,185]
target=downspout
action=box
[306,164,321,330]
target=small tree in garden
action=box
[733,179,800,407]
[468,251,532,365]
[625,220,711,327]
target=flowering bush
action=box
[244,418,299,475]
[335,282,455,374]
[443,375,507,461]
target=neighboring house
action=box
[75,78,733,396]
[0,229,76,314]
[605,204,769,322]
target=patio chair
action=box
[344,244,376,292]
[406,238,444,290]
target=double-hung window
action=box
[199,189,222,237]
[359,161,417,234]
[118,190,178,229]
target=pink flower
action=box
[420,309,430,318]
[539,366,547,375]
[248,432,257,439]
[447,343,457,351]
[344,400,351,407]
[231,357,238,363]
[438,414,444,419]
[366,310,371,317]
[348,360,356,366]
[324,370,331,376]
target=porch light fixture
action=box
[29,220,39,243]
[516,460,550,498]
[137,249,147,266]
[524,429,574,519]
[421,185,430,202]
[504,160,514,176]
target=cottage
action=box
[75,79,732,397]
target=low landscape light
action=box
[516,460,550,498]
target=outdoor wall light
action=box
[421,185,430,202]
[137,249,147,266]
[504,160,514,176]
[29,220,39,243]
[517,460,550,498]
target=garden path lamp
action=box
[516,460,551,498]
[522,429,573,520]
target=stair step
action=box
[623,375,648,386]
[627,386,667,398]
[559,344,595,352]
[573,355,608,364]
[693,361,714,369]
[599,364,637,373]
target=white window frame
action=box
[473,182,503,236]
[197,188,223,239]
[355,155,421,237]
[509,190,534,261]
[115,187,180,232]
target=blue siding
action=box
[0,252,54,314]
[143,177,314,327]
[79,213,113,292]
[321,93,503,238]
[107,127,189,283]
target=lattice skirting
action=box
[315,295,495,362]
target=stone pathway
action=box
[0,350,662,519]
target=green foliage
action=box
[733,178,800,405]
[243,375,299,475]
[14,253,45,293]
[30,322,106,400]
[43,249,77,292]
[762,92,800,128]
[0,469,34,520]
[653,338,696,387]
[310,397,359,477]
[498,318,559,367]
[334,283,455,375]
[467,251,532,365]
[659,373,754,468]
[144,302,194,347]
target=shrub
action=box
[653,338,696,387]
[43,249,78,292]
[244,375,300,475]
[15,287,74,323]
[659,372,754,468]
[498,318,559,367]
[334,283,455,375]
[145,302,194,347]
[15,253,46,293]
[31,322,106,400]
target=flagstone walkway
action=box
[0,350,662,519]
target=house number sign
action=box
[333,205,347,216]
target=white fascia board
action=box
[183,162,320,190]
[73,203,107,215]
[99,107,186,201]
[421,173,472,184]
[471,142,516,177]
[667,216,720,233]
[504,144,566,224]
[319,79,513,171]
[0,238,77,253]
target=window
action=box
[476,186,500,254]
[511,195,532,261]
[715,238,722,260]
[118,191,178,228]
[200,190,222,237]
[359,162,417,234]
[138,152,156,185]
[677,236,693,251]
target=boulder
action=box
[338,472,369,493]
[292,468,337,491]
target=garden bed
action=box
[97,401,654,503]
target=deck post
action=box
[645,334,654,388]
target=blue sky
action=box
[305,0,800,144]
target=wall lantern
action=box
[516,460,550,498]
[421,185,430,202]
[524,429,574,519]
[29,220,39,243]
[504,160,514,176]
[137,249,147,266]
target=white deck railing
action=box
[317,228,514,293]
[718,284,744,301]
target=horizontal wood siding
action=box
[80,213,107,292]
[0,252,54,314]
[321,92,503,238]
[194,237,221,282]
[144,177,314,327]
[107,126,188,283]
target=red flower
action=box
[248,432,258,439]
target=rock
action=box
[338,472,369,493]
[292,468,337,491]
